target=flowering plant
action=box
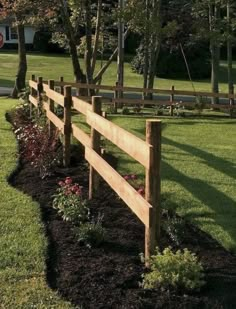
[123,174,145,197]
[53,177,89,224]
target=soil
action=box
[8,116,236,309]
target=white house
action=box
[0,20,36,47]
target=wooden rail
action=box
[29,76,162,261]
[40,78,236,116]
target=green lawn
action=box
[0,97,73,308]
[0,51,236,92]
[104,115,236,253]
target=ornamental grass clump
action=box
[53,177,89,224]
[142,247,205,292]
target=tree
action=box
[0,0,29,98]
[125,0,162,99]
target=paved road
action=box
[0,87,12,96]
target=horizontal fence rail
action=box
[29,76,162,261]
[42,78,236,116]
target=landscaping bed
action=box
[7,105,236,308]
[8,143,236,309]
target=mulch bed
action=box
[8,116,236,308]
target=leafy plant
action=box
[121,107,130,115]
[133,105,142,114]
[142,247,205,291]
[53,177,89,224]
[15,123,62,178]
[104,105,117,114]
[74,215,106,248]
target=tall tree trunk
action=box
[143,0,150,99]
[227,1,233,97]
[146,0,162,100]
[85,0,93,84]
[60,0,86,84]
[11,24,27,98]
[209,3,220,105]
[91,0,102,76]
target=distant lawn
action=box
[0,97,72,308]
[0,51,236,92]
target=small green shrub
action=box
[142,247,205,291]
[53,177,89,224]
[121,107,130,115]
[104,105,117,114]
[74,216,106,248]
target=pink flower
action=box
[124,175,130,180]
[131,174,137,180]
[58,181,64,187]
[65,177,73,185]
[137,187,145,196]
[71,184,79,193]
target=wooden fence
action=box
[29,76,161,261]
[39,76,236,116]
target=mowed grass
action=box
[0,97,73,308]
[98,115,236,253]
[0,51,236,92]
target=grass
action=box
[0,97,73,308]
[72,112,236,253]
[0,51,236,92]
[107,115,236,253]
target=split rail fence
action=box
[36,76,236,116]
[29,76,161,261]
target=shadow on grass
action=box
[163,136,236,181]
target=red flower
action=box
[65,177,73,185]
[137,187,145,196]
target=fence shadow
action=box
[163,136,236,181]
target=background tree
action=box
[0,0,30,98]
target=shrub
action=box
[121,107,130,115]
[142,247,205,291]
[53,177,89,224]
[74,215,106,248]
[15,123,62,178]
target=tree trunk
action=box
[227,1,233,96]
[209,3,220,105]
[59,0,86,85]
[146,0,162,101]
[11,24,27,98]
[143,0,150,99]
[85,0,93,85]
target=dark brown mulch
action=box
[8,151,236,309]
[6,107,236,309]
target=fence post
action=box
[30,74,36,118]
[59,76,64,95]
[37,76,43,115]
[89,96,102,199]
[229,85,234,118]
[145,120,161,262]
[63,86,72,167]
[48,80,55,136]
[170,85,175,116]
[113,81,118,114]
